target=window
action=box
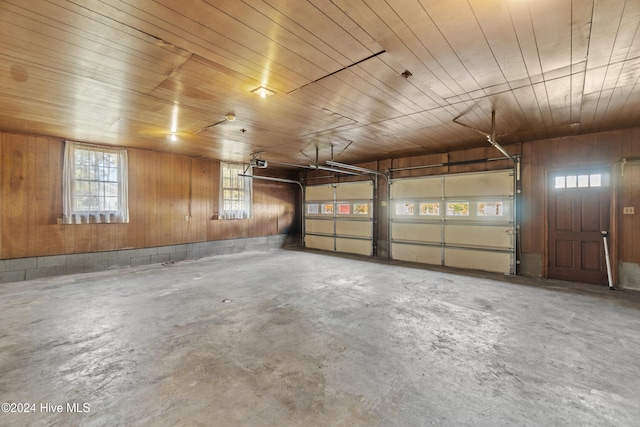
[353,203,369,215]
[446,202,469,216]
[396,203,414,216]
[307,204,319,214]
[478,201,504,216]
[321,203,334,214]
[419,203,440,216]
[555,173,603,189]
[337,203,351,214]
[63,141,128,224]
[220,162,252,219]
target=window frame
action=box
[63,141,129,224]
[219,162,252,219]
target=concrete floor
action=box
[1,248,640,427]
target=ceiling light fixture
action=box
[169,103,179,141]
[251,86,275,98]
[226,113,236,122]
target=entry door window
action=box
[555,173,604,189]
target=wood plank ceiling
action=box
[1,0,639,165]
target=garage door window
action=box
[396,203,415,215]
[354,203,369,215]
[446,202,469,216]
[478,201,504,216]
[337,203,351,214]
[321,204,334,214]
[420,203,440,216]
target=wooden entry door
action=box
[548,172,610,285]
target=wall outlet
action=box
[623,207,635,215]
[184,215,190,221]
[56,218,63,224]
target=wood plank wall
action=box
[310,130,640,277]
[3,128,638,279]
[0,132,299,259]
[620,159,640,265]
[519,128,640,276]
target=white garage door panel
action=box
[445,248,511,274]
[306,185,334,201]
[391,243,441,264]
[305,219,334,235]
[444,225,512,249]
[336,238,371,256]
[391,223,441,243]
[391,177,441,198]
[390,169,515,275]
[336,181,372,199]
[306,235,334,251]
[445,171,513,197]
[336,220,371,237]
[305,181,374,256]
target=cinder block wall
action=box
[0,235,297,284]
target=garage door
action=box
[305,181,373,256]
[390,170,516,274]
